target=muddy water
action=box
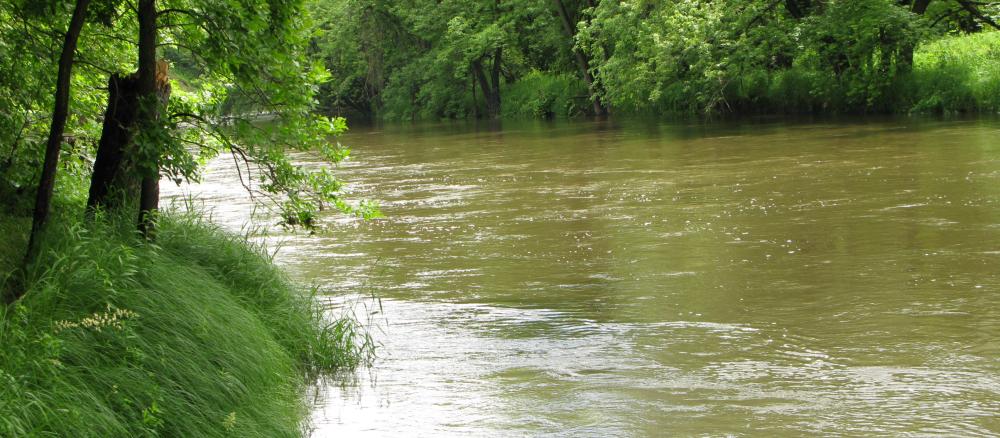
[165,118,1000,436]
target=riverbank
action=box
[500,31,1000,119]
[321,21,1000,121]
[0,208,370,436]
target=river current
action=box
[165,118,1000,436]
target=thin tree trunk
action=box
[552,0,607,116]
[471,69,478,119]
[490,47,502,115]
[900,0,932,69]
[138,171,159,237]
[136,0,159,238]
[20,0,92,279]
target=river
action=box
[164,118,1000,436]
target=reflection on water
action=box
[164,118,1000,436]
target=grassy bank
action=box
[0,209,370,436]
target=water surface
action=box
[166,118,1000,436]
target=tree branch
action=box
[157,8,204,19]
[956,0,1000,29]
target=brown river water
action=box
[164,118,1000,437]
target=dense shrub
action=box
[501,71,589,119]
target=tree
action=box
[398,0,511,118]
[80,0,375,230]
[134,0,161,236]
[551,0,606,116]
[23,0,90,254]
[311,0,578,120]
[83,0,167,236]
[308,0,410,121]
[5,0,376,303]
[10,0,91,303]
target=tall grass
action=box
[0,210,372,436]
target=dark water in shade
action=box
[164,118,1000,437]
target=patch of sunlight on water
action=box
[163,118,1000,436]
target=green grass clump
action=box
[0,211,371,437]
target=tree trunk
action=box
[471,70,478,119]
[86,73,141,213]
[911,0,931,14]
[490,47,502,115]
[900,0,932,69]
[472,58,500,118]
[86,0,169,239]
[136,0,160,238]
[20,0,92,280]
[784,0,807,18]
[552,0,607,116]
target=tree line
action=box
[309,0,1000,120]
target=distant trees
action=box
[310,0,588,120]
[576,0,1000,114]
[310,0,1000,120]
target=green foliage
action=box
[577,0,919,114]
[0,0,374,231]
[795,0,919,111]
[303,0,1000,119]
[0,1,121,199]
[150,0,377,225]
[0,209,373,436]
[748,30,1000,115]
[378,54,472,120]
[307,0,392,120]
[908,31,1000,113]
[501,71,588,119]
[309,0,578,120]
[579,0,733,113]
